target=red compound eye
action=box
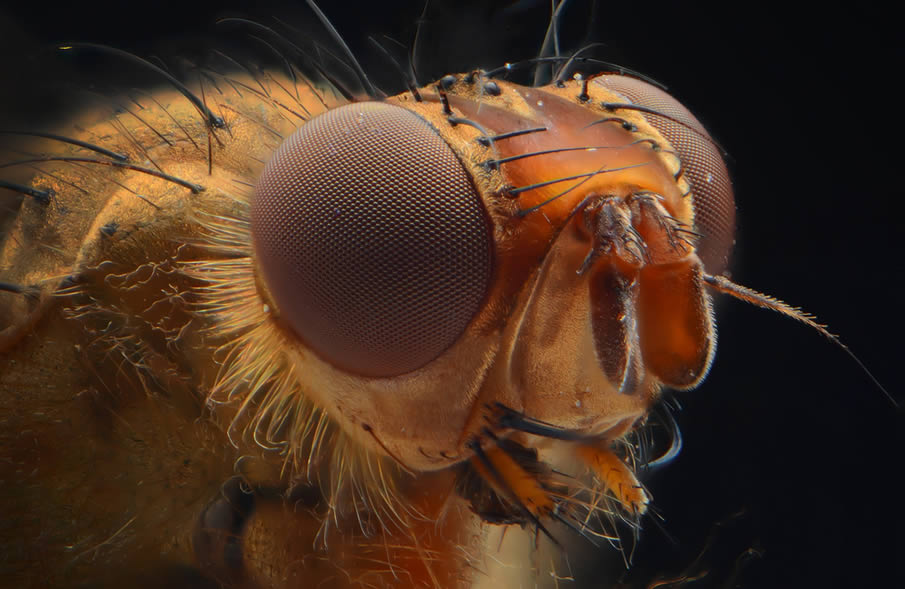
[251,102,494,378]
[595,75,736,275]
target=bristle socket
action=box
[483,81,501,96]
[438,74,457,90]
[0,180,54,205]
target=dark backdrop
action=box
[1,1,901,587]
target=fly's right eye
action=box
[251,102,494,378]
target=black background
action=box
[1,1,902,587]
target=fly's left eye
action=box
[251,102,494,378]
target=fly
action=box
[0,2,899,588]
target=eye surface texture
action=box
[251,102,494,378]
[595,75,736,275]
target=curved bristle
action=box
[57,43,225,129]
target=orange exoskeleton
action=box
[2,2,892,588]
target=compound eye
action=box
[251,102,494,378]
[595,75,736,275]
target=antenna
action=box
[703,273,899,409]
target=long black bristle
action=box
[493,403,585,442]
[304,0,381,98]
[482,144,643,170]
[480,126,548,146]
[583,116,637,132]
[599,102,728,155]
[57,43,225,129]
[409,0,431,86]
[487,56,665,90]
[0,180,54,205]
[532,0,568,86]
[0,281,39,298]
[215,19,304,100]
[0,131,128,162]
[130,89,201,151]
[219,17,356,104]
[551,42,606,85]
[367,36,421,101]
[248,34,302,102]
[211,72,308,122]
[445,116,491,139]
[510,162,649,196]
[0,157,204,194]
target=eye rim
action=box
[250,101,495,378]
